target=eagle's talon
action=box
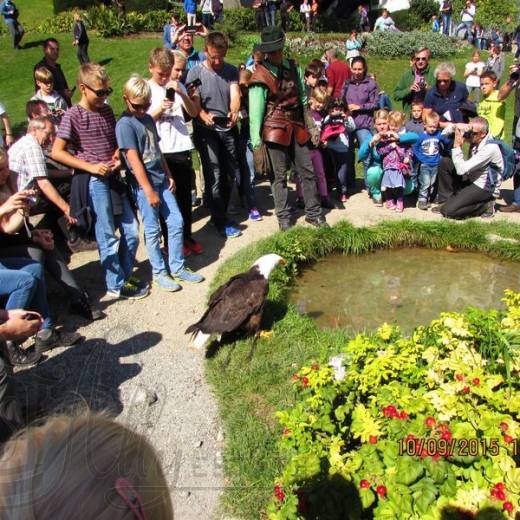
[259,330,274,339]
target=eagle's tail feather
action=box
[190,330,212,351]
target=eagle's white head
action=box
[252,254,286,279]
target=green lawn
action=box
[0,27,516,138]
[17,0,56,29]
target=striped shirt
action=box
[8,134,47,191]
[57,104,117,164]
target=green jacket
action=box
[393,65,435,113]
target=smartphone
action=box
[166,87,176,101]
[185,78,202,90]
[186,25,197,33]
[213,116,229,126]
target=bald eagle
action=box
[185,254,285,350]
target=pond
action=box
[289,248,520,334]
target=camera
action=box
[213,116,229,127]
[165,87,176,101]
[185,78,202,90]
[186,25,197,33]
[463,130,474,139]
[510,69,520,82]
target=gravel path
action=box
[18,178,519,520]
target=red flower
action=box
[369,435,378,444]
[441,431,452,441]
[494,483,505,492]
[292,373,299,381]
[431,452,441,462]
[503,501,513,512]
[438,423,448,433]
[425,416,436,428]
[311,363,319,370]
[462,386,470,394]
[472,377,480,386]
[455,373,465,381]
[503,434,514,444]
[376,485,387,497]
[496,490,506,501]
[420,448,429,458]
[406,433,415,442]
[383,405,397,418]
[399,411,409,420]
[274,485,285,502]
[360,479,370,489]
[500,422,509,432]
[301,377,309,387]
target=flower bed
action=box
[205,220,520,519]
[268,294,520,518]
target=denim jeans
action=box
[0,257,52,329]
[417,163,438,202]
[456,21,473,43]
[134,179,184,277]
[88,177,139,292]
[441,13,451,35]
[355,128,373,188]
[265,3,276,26]
[237,137,257,210]
[513,171,520,206]
[330,150,351,195]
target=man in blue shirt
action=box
[0,0,23,49]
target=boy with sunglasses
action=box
[51,63,148,300]
[116,74,204,292]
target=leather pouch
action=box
[262,119,293,146]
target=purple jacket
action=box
[341,76,379,130]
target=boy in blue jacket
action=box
[412,111,451,210]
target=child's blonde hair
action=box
[388,110,406,129]
[424,111,440,126]
[149,47,174,69]
[123,73,151,101]
[77,63,109,86]
[0,413,174,520]
[310,87,329,105]
[171,50,186,65]
[34,66,53,84]
[374,109,389,121]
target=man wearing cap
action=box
[393,47,435,113]
[249,27,326,231]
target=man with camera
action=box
[433,117,503,219]
[497,62,520,213]
[393,47,435,113]
[171,23,208,77]
[187,31,242,238]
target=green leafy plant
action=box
[267,291,520,519]
[365,31,458,58]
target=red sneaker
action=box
[187,238,203,255]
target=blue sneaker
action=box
[223,222,241,238]
[249,208,262,222]
[153,274,181,292]
[172,268,205,284]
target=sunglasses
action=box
[415,57,427,62]
[129,100,151,111]
[83,83,113,97]
[437,79,450,83]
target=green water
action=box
[289,248,520,334]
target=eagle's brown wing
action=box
[185,268,268,335]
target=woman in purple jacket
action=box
[341,56,379,190]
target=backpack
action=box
[487,138,517,180]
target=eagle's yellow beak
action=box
[279,258,287,265]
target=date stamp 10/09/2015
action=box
[398,437,518,457]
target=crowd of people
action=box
[0,5,520,512]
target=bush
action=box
[451,0,519,30]
[365,31,457,58]
[39,4,180,36]
[267,291,520,519]
[391,9,425,32]
[410,0,439,22]
[53,0,98,14]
